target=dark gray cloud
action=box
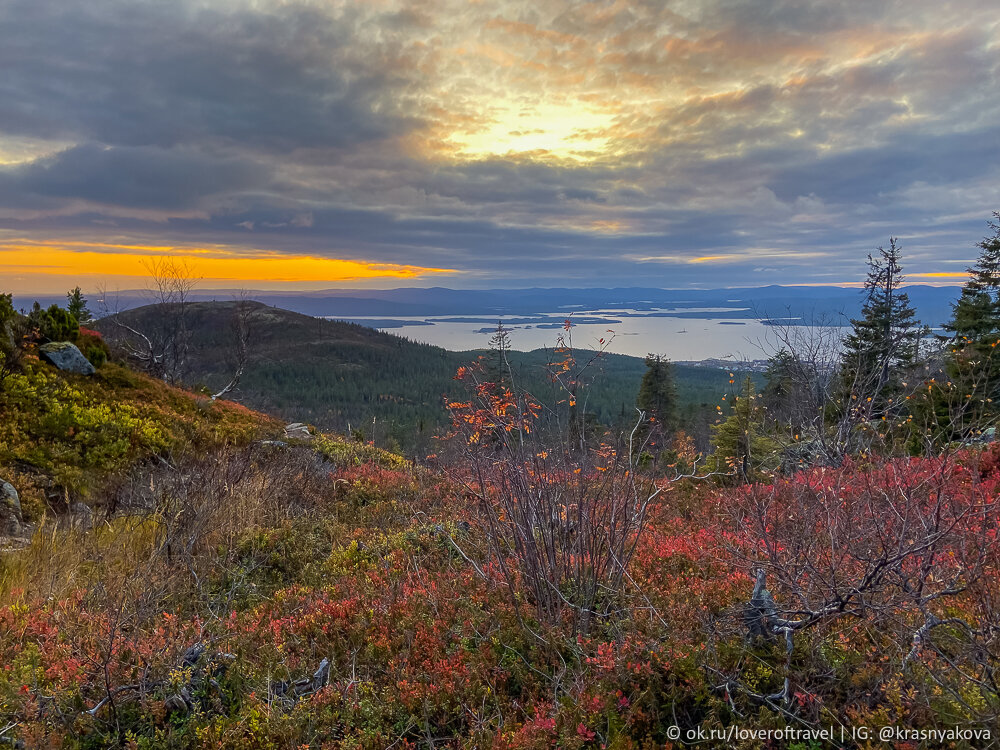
[2,144,269,210]
[761,126,1000,205]
[0,0,415,150]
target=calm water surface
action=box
[330,308,807,360]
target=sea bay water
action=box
[328,308,818,361]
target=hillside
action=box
[0,353,403,528]
[1,347,997,747]
[0,359,278,520]
[97,302,751,451]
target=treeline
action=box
[213,331,739,454]
[691,213,1000,478]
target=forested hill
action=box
[97,301,742,452]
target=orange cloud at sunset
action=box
[0,241,459,293]
[910,271,970,279]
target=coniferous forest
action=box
[90,301,745,456]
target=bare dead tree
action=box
[753,310,849,467]
[756,306,926,462]
[756,311,843,419]
[98,258,200,383]
[142,257,198,384]
[96,283,157,369]
[752,305,986,468]
[210,292,254,401]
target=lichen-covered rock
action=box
[284,422,312,440]
[39,341,96,375]
[0,480,22,536]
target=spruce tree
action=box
[840,238,922,416]
[943,212,1000,424]
[636,354,678,432]
[762,349,795,423]
[709,376,774,482]
[28,302,79,343]
[634,354,678,457]
[66,287,92,325]
[487,322,512,387]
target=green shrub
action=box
[0,294,25,387]
[28,302,79,343]
[0,361,277,496]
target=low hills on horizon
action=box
[21,283,961,329]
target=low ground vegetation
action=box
[1,421,997,746]
[0,334,996,748]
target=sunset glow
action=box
[0,242,458,293]
[910,271,971,279]
[443,103,619,162]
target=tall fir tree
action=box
[487,321,513,388]
[637,355,677,427]
[635,354,678,451]
[762,349,796,423]
[943,212,1000,425]
[840,238,922,416]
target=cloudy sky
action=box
[1,0,998,293]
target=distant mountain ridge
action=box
[22,284,961,329]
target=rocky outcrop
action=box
[0,480,22,536]
[39,342,96,375]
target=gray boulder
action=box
[39,342,96,375]
[0,480,22,536]
[284,422,312,440]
